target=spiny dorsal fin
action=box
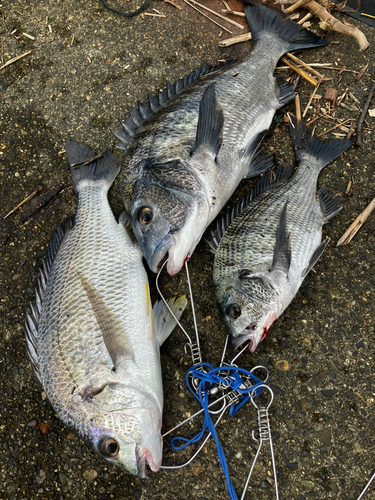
[25,220,73,385]
[79,273,134,369]
[207,165,294,253]
[318,186,342,224]
[271,202,291,276]
[113,65,217,151]
[192,83,224,158]
[302,237,330,278]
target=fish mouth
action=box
[231,324,261,353]
[149,234,176,273]
[136,447,160,478]
[231,330,255,351]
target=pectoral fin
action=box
[153,295,188,346]
[79,273,134,369]
[192,84,224,159]
[271,202,291,276]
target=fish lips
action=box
[136,446,161,478]
[149,233,176,274]
[231,329,257,352]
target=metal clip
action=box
[240,384,279,500]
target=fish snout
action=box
[136,444,162,477]
[149,234,176,273]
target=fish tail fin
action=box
[288,114,351,169]
[243,0,329,52]
[65,139,122,193]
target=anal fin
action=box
[153,296,188,346]
[318,186,342,224]
[302,237,330,278]
[271,202,291,276]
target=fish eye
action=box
[98,437,120,457]
[227,303,241,319]
[138,207,153,226]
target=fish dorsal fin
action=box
[153,296,188,346]
[271,202,291,276]
[79,273,134,369]
[207,165,294,253]
[302,237,330,278]
[113,65,218,151]
[25,220,73,385]
[191,83,224,159]
[318,186,342,224]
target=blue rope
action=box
[171,363,263,500]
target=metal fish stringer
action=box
[156,258,203,370]
[240,384,279,500]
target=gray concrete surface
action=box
[0,1,374,499]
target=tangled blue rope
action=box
[171,362,263,500]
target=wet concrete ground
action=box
[1,1,375,499]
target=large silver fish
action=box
[211,116,351,352]
[25,141,187,477]
[115,1,329,276]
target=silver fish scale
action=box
[36,183,162,439]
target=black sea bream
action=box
[25,141,186,477]
[115,1,329,275]
[211,116,351,352]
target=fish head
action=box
[215,272,279,353]
[121,159,208,275]
[89,387,162,477]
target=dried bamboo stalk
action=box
[337,197,375,246]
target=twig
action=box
[356,83,375,146]
[0,50,32,70]
[285,0,311,13]
[286,52,325,80]
[305,0,369,52]
[306,115,320,127]
[187,0,244,29]
[355,64,369,82]
[144,12,166,17]
[303,79,321,118]
[298,12,313,25]
[183,0,232,34]
[219,32,251,47]
[4,188,40,219]
[317,118,350,138]
[70,154,103,168]
[281,57,318,86]
[295,94,301,122]
[337,197,375,246]
[221,9,245,18]
[164,0,182,9]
